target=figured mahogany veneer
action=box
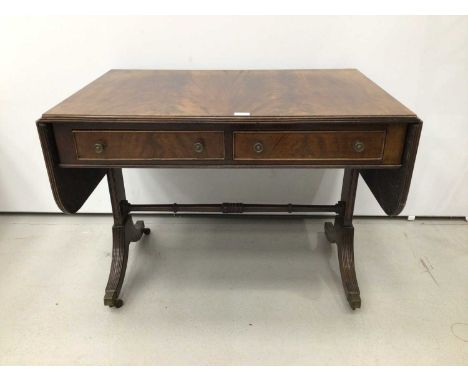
[54,123,407,166]
[233,130,386,161]
[37,69,422,310]
[74,130,225,160]
[42,69,415,120]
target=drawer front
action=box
[73,130,225,160]
[233,131,386,161]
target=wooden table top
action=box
[42,69,416,123]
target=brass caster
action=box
[104,297,124,308]
[347,294,361,310]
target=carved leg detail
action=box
[104,169,150,308]
[325,169,361,310]
[104,218,150,308]
[104,224,128,308]
[335,224,361,310]
[325,220,361,310]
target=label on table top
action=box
[233,112,251,116]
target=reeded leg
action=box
[104,218,150,308]
[325,220,361,309]
[104,169,150,308]
[104,224,128,308]
[325,169,361,310]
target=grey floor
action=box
[0,214,467,365]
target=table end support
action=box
[325,220,361,310]
[325,169,361,310]
[104,169,150,308]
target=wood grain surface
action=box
[42,69,416,122]
[74,130,225,160]
[233,131,385,161]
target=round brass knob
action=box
[94,142,105,154]
[253,141,264,154]
[353,140,365,153]
[193,141,204,153]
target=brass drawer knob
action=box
[253,141,264,154]
[94,142,105,154]
[193,141,204,153]
[353,140,365,153]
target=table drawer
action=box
[73,130,225,160]
[233,131,386,161]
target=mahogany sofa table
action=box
[37,69,422,310]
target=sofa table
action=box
[37,69,422,310]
